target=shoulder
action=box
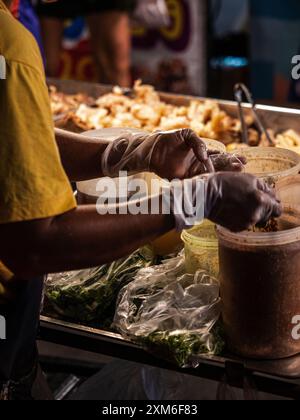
[0,9,44,75]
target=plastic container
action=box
[217,176,300,359]
[233,147,300,185]
[275,175,300,217]
[182,221,219,278]
[77,128,149,204]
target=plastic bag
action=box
[45,247,154,325]
[133,0,171,29]
[70,360,286,401]
[70,360,148,401]
[114,255,223,368]
[70,359,219,401]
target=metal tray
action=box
[48,78,300,133]
[40,316,300,380]
[40,315,300,399]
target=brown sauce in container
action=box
[218,216,300,359]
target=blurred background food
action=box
[13,0,300,152]
[50,81,300,153]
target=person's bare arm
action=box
[55,128,110,182]
[87,12,132,87]
[0,204,174,280]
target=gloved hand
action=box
[133,0,171,29]
[101,129,245,181]
[166,173,282,232]
[209,152,247,173]
[204,173,282,232]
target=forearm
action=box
[55,128,109,181]
[1,204,174,278]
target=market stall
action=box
[38,78,300,399]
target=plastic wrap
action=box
[45,247,155,325]
[114,256,223,368]
[71,359,280,400]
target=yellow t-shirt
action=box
[0,1,76,297]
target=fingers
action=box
[247,179,282,228]
[187,133,208,162]
[254,190,282,226]
[256,178,277,199]
[182,129,215,173]
[208,149,221,156]
[208,151,247,166]
[211,153,246,173]
[226,155,247,170]
[231,162,245,172]
[256,178,272,193]
[188,158,207,178]
[204,156,215,173]
[235,155,247,165]
[229,196,282,232]
[273,202,283,218]
[262,193,282,219]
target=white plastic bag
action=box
[133,0,171,29]
[114,256,223,368]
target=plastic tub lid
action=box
[232,147,300,181]
[83,127,148,141]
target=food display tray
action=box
[48,77,300,134]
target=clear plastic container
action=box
[233,147,300,185]
[217,176,300,359]
[181,221,219,278]
[77,128,149,204]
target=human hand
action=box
[204,173,282,232]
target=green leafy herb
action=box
[140,328,224,368]
[45,247,155,325]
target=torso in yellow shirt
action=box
[0,0,76,299]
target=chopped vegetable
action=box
[45,247,155,325]
[141,327,225,368]
[114,256,223,368]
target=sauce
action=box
[219,229,300,359]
